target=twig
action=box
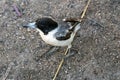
[53,0,91,80]
[53,48,69,80]
[12,3,22,17]
[79,0,91,22]
[2,62,13,80]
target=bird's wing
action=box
[54,22,73,40]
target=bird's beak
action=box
[23,22,36,29]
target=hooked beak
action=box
[22,22,36,29]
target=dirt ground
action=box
[0,0,120,80]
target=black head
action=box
[35,17,58,35]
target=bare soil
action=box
[0,0,120,80]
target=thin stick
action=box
[2,62,13,80]
[79,0,91,22]
[12,3,22,17]
[53,0,91,80]
[53,48,69,80]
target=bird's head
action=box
[23,17,58,35]
[35,18,58,34]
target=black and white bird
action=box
[23,17,81,56]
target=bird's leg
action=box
[63,45,79,59]
[64,48,78,59]
[40,46,60,58]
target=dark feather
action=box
[55,31,72,40]
[35,18,58,35]
[54,22,72,40]
[55,22,80,41]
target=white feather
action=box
[36,23,81,48]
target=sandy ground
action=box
[0,0,120,80]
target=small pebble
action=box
[19,36,25,39]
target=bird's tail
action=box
[63,18,81,32]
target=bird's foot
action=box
[63,48,79,60]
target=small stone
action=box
[19,36,25,39]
